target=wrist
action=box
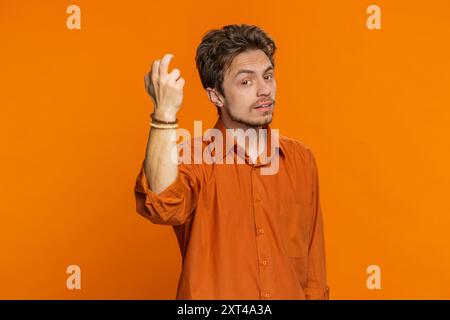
[153,109,177,122]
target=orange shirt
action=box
[134,117,329,300]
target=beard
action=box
[225,101,275,128]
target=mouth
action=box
[254,102,273,112]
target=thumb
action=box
[176,77,185,88]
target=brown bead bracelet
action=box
[150,112,178,125]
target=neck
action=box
[219,114,268,160]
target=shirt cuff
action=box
[305,286,330,300]
[134,164,186,221]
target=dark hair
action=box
[195,24,277,114]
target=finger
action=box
[151,59,160,84]
[159,53,173,79]
[145,74,156,99]
[150,60,160,100]
[144,73,150,91]
[176,77,185,88]
[144,73,148,89]
[168,68,181,82]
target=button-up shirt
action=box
[134,117,329,300]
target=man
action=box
[134,24,329,300]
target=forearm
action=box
[144,110,179,194]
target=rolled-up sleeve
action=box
[304,150,330,300]
[134,161,201,226]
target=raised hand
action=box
[144,53,185,121]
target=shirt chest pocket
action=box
[279,201,313,258]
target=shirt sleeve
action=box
[134,160,201,226]
[304,149,330,300]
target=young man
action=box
[134,24,329,300]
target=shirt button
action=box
[257,228,265,235]
[263,292,270,299]
[261,259,268,266]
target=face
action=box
[208,49,276,128]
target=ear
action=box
[206,87,224,108]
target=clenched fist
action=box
[144,53,185,121]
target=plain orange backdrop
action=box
[1,0,449,299]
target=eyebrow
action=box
[233,65,274,79]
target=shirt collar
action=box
[203,117,285,166]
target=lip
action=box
[254,102,273,111]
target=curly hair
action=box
[195,24,277,114]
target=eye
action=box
[264,74,273,80]
[241,80,251,86]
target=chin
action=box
[249,114,273,127]
[259,112,273,123]
[228,110,274,128]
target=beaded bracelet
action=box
[150,122,179,129]
[150,112,178,124]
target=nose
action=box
[256,77,271,96]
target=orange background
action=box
[1,0,449,299]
